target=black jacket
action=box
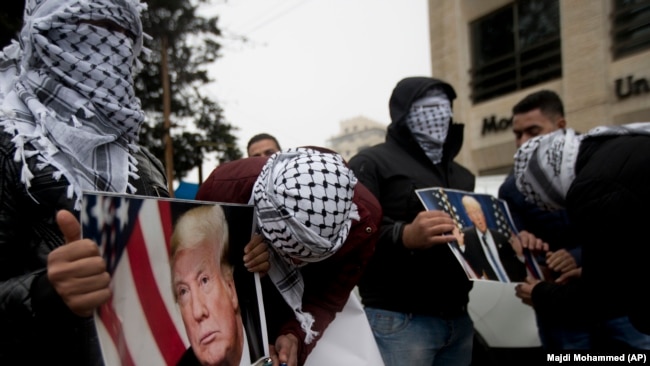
[532,134,650,335]
[348,77,475,315]
[0,131,168,365]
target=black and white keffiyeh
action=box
[252,147,360,344]
[405,87,452,164]
[0,0,149,210]
[513,128,580,211]
[583,121,650,138]
[514,122,650,210]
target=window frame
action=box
[611,0,650,59]
[469,0,562,104]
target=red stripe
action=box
[128,215,186,365]
[98,301,136,366]
[158,201,173,255]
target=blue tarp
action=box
[174,181,200,200]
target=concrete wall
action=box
[428,0,650,175]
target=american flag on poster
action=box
[418,188,481,279]
[81,192,190,366]
[415,187,544,281]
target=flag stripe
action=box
[98,302,137,366]
[113,251,166,365]
[94,314,121,366]
[143,202,189,346]
[158,200,173,251]
[113,250,167,365]
[128,217,187,365]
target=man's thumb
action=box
[56,210,81,243]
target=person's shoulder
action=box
[355,141,389,155]
[210,157,268,181]
[353,180,382,219]
[451,161,475,177]
[196,157,268,203]
[449,161,476,190]
[135,146,167,177]
[348,142,389,164]
[497,174,518,199]
[0,130,15,157]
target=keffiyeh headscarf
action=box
[252,147,360,344]
[405,87,452,164]
[513,128,581,211]
[0,0,149,210]
[514,122,650,210]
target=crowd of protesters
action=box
[1,1,649,365]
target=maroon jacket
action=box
[195,152,381,365]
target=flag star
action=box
[81,197,91,227]
[116,198,130,230]
[91,196,105,231]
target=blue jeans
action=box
[539,326,591,349]
[364,307,473,366]
[598,316,650,350]
[539,315,650,350]
[537,312,592,349]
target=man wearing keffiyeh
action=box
[196,147,381,366]
[497,90,589,351]
[0,0,168,364]
[514,122,650,346]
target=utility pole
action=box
[161,35,175,196]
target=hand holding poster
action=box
[415,187,543,283]
[81,192,268,366]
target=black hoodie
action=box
[348,76,475,314]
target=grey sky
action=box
[189,0,431,182]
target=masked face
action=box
[25,0,145,128]
[406,94,452,144]
[405,88,452,164]
[39,21,137,105]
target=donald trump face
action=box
[171,205,244,366]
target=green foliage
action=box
[138,0,243,181]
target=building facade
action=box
[326,115,387,162]
[428,0,650,175]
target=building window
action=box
[469,0,561,104]
[612,0,650,59]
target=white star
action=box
[81,196,91,227]
[101,196,115,227]
[91,196,104,232]
[116,197,131,231]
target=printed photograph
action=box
[81,192,268,366]
[416,187,543,283]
